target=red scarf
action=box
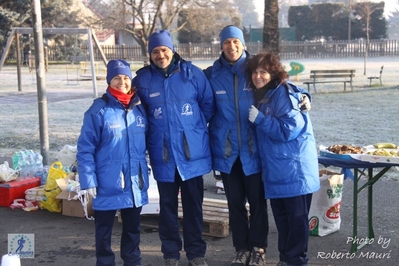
[108,87,134,107]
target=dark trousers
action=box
[270,194,313,266]
[95,207,142,266]
[157,169,206,260]
[221,159,269,251]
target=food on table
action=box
[366,149,399,157]
[326,144,362,154]
[373,142,397,149]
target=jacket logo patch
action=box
[243,81,253,91]
[264,107,271,115]
[215,90,226,94]
[136,116,145,127]
[153,107,163,119]
[181,103,193,116]
[150,92,160,97]
[109,124,121,129]
[114,61,127,69]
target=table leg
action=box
[351,167,390,253]
[351,168,359,253]
[368,168,375,239]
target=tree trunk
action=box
[263,0,280,54]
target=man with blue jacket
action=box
[204,25,311,266]
[133,30,215,266]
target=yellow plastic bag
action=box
[39,161,68,212]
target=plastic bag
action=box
[56,145,77,169]
[39,161,68,212]
[309,169,344,236]
[10,199,39,211]
[0,161,19,182]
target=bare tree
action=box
[356,0,384,75]
[122,0,193,56]
[84,0,242,57]
[177,3,241,43]
[263,0,279,53]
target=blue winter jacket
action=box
[133,53,215,182]
[77,90,149,210]
[251,81,320,199]
[204,51,261,175]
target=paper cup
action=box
[1,254,21,266]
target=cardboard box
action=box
[0,177,41,207]
[55,176,94,218]
[57,191,94,218]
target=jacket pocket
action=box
[224,130,232,158]
[181,128,210,161]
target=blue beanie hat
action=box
[148,30,175,54]
[106,60,132,84]
[219,25,246,48]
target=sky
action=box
[253,0,399,19]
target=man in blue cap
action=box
[133,30,215,266]
[204,25,311,266]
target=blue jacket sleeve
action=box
[253,88,306,142]
[77,105,102,190]
[194,68,215,122]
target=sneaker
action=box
[276,261,289,266]
[231,250,250,266]
[165,258,179,266]
[248,247,265,266]
[188,257,208,266]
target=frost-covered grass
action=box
[1,58,399,180]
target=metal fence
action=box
[2,39,399,63]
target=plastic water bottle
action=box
[27,150,36,176]
[35,165,49,185]
[12,151,21,170]
[33,152,43,174]
[35,152,43,168]
[18,151,28,177]
[13,150,44,179]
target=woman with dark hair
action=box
[246,52,320,266]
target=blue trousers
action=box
[157,169,206,261]
[270,194,313,266]
[95,207,142,266]
[221,158,269,251]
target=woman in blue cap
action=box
[77,59,149,266]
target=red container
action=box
[0,177,41,207]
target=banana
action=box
[373,142,397,149]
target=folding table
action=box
[318,156,399,253]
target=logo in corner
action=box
[8,234,35,258]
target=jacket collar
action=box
[211,50,249,78]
